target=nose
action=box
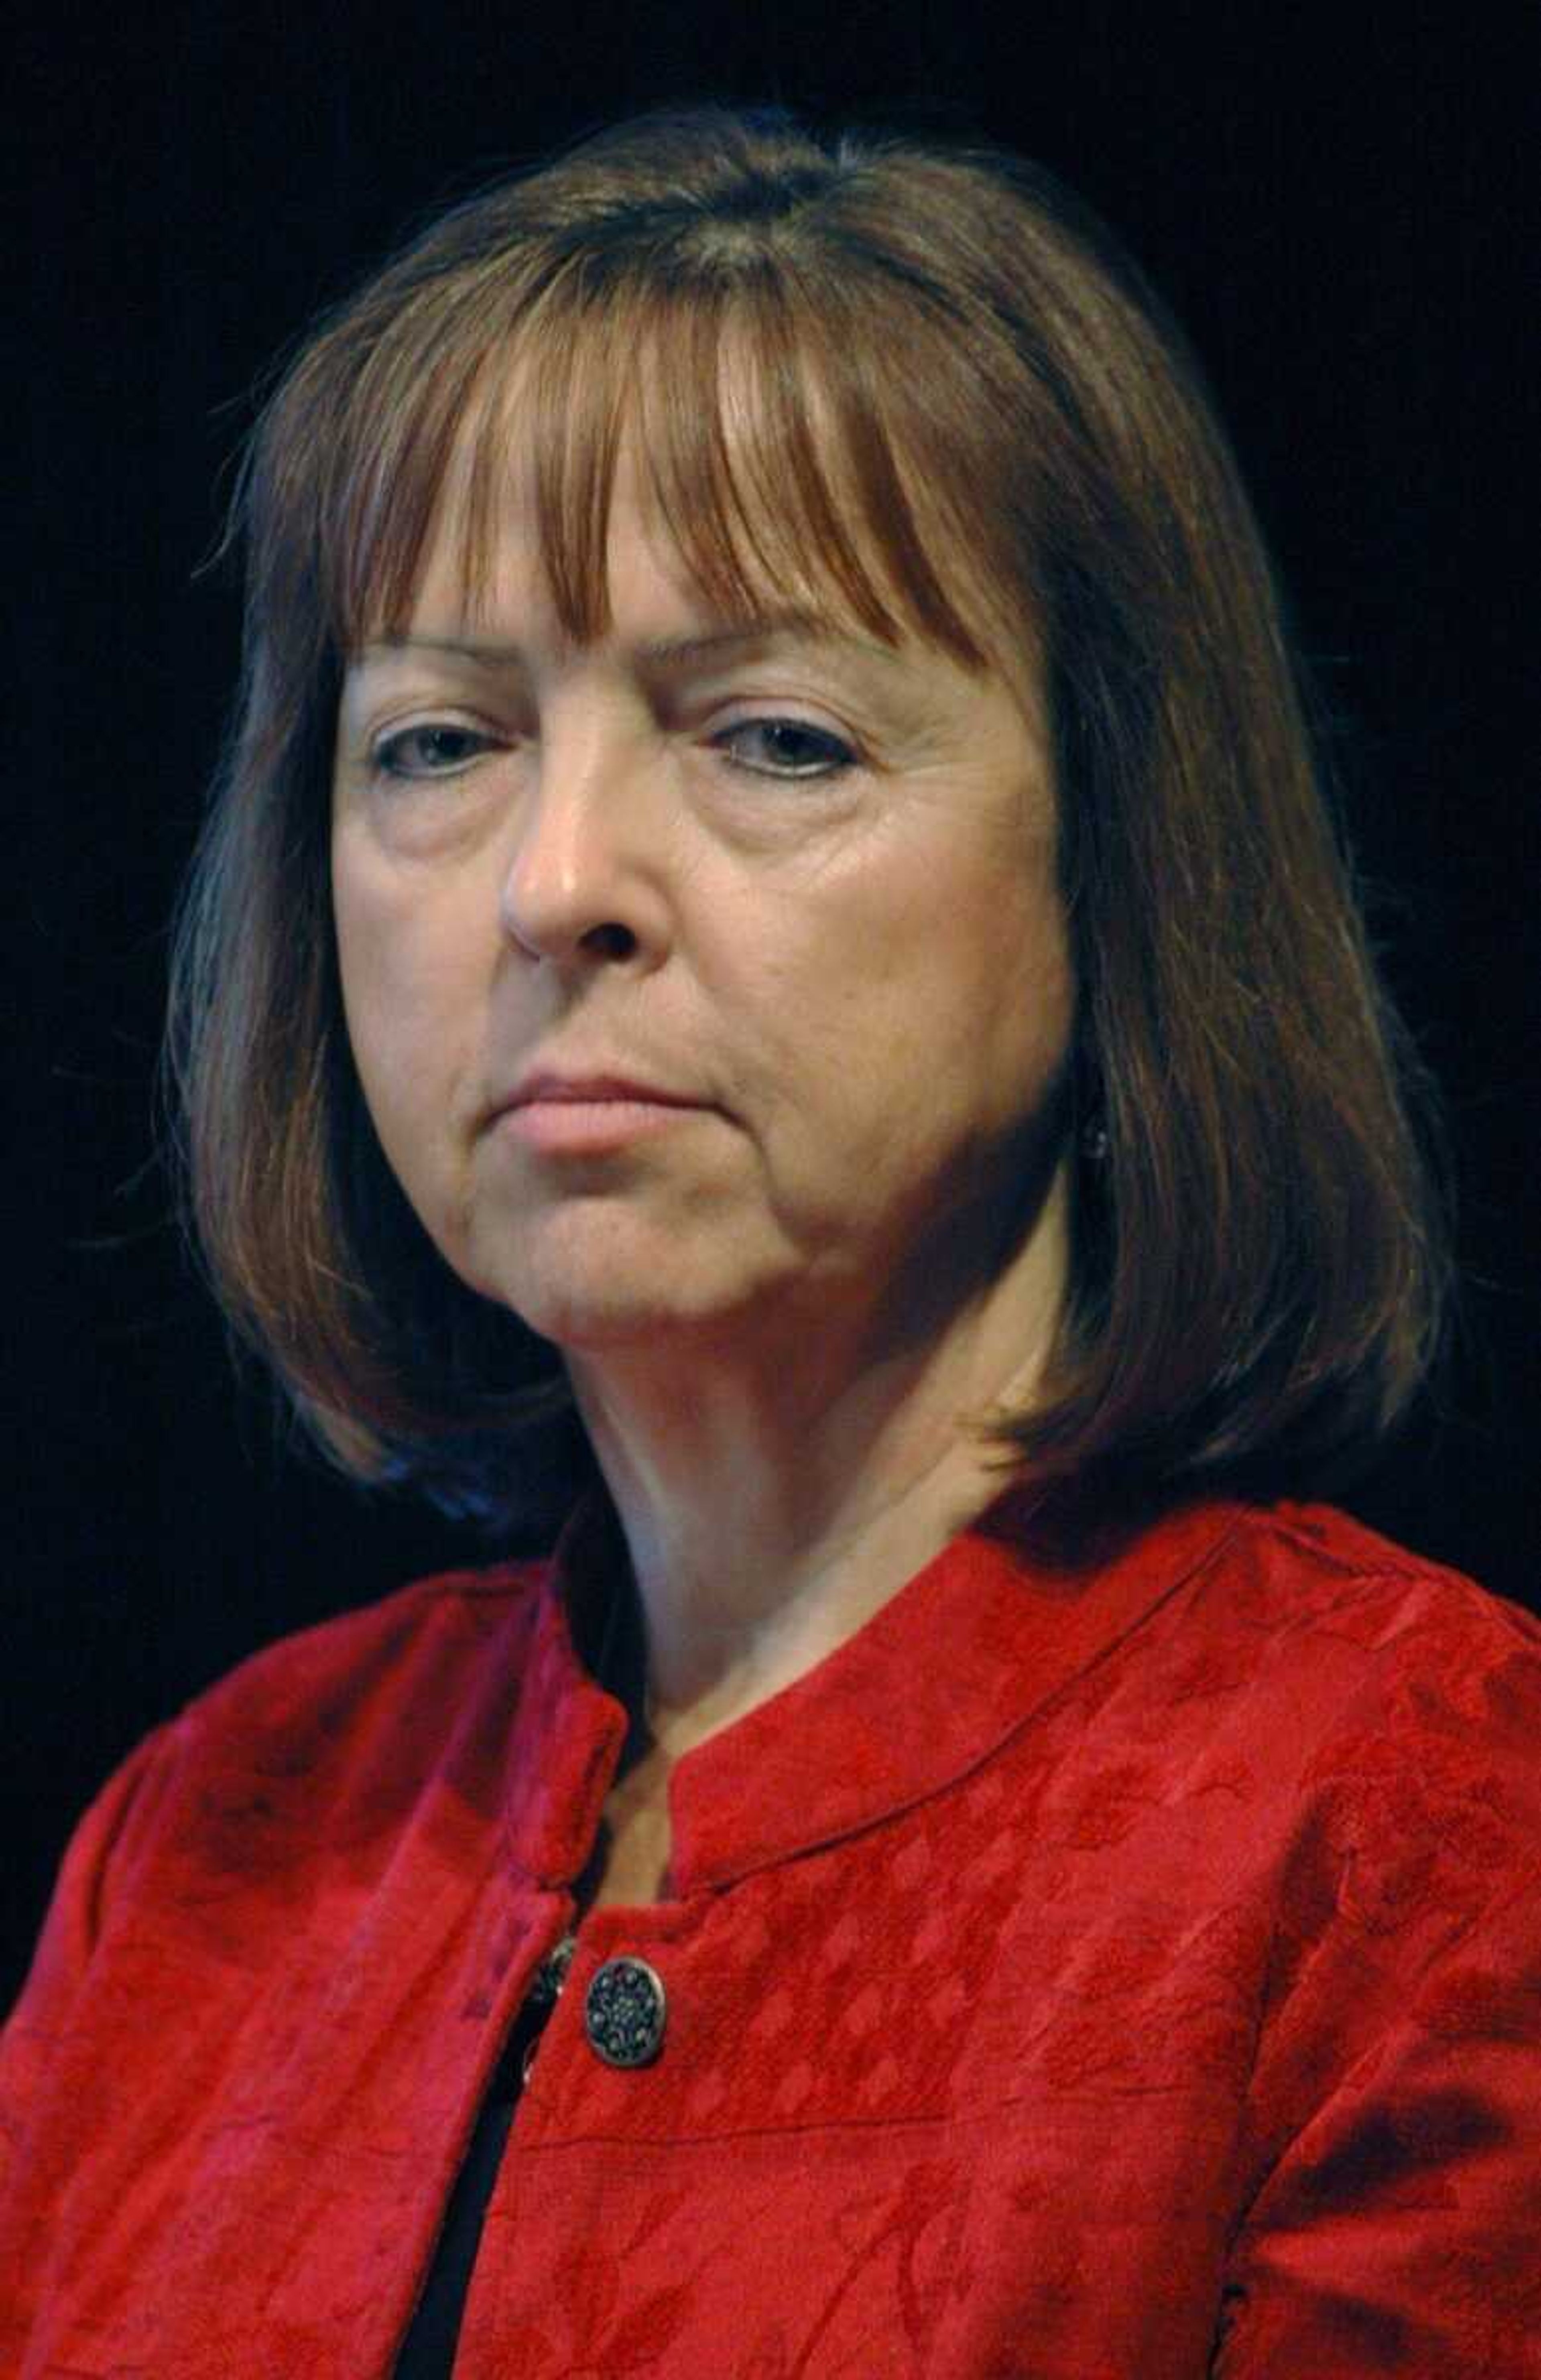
[497,721,669,969]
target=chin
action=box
[458,1202,805,1356]
[491,1257,791,1359]
[468,1252,714,1345]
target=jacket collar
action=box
[507,1478,1246,1894]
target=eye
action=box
[369,722,494,780]
[713,717,856,780]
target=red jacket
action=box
[4,1489,1539,2376]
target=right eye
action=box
[370,722,494,779]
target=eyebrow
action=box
[358,609,901,671]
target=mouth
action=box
[493,1072,711,1154]
[509,1071,701,1110]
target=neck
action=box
[566,1163,1069,1756]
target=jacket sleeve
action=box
[1213,1609,1541,2380]
[0,1723,180,2176]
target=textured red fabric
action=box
[3,1490,1539,2376]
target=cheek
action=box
[331,857,478,1163]
[739,860,1072,1219]
[808,850,1071,1105]
[980,891,1076,1089]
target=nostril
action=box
[581,923,639,960]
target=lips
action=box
[483,1067,715,1140]
[491,1070,710,1155]
[506,1070,703,1113]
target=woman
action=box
[3,98,1537,2378]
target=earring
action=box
[1081,1120,1109,1163]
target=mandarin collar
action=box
[506,1478,1246,1895]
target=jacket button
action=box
[585,1955,667,2068]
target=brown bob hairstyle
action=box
[165,98,1448,1532]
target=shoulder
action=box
[1165,1501,1541,1936]
[69,1556,557,1904]
[171,1553,553,1746]
[1180,1496,1541,1676]
[1110,1498,1541,1884]
[1096,1494,1541,1757]
[148,1553,563,1823]
[3,1554,559,2035]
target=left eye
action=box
[371,724,491,778]
[715,719,855,779]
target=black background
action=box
[6,5,1535,2011]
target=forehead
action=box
[363,324,1024,692]
[410,407,746,632]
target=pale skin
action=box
[331,415,1076,1907]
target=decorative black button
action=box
[585,1955,667,2067]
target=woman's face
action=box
[331,427,1074,1378]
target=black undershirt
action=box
[390,2002,541,2379]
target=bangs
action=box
[317,253,1009,675]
